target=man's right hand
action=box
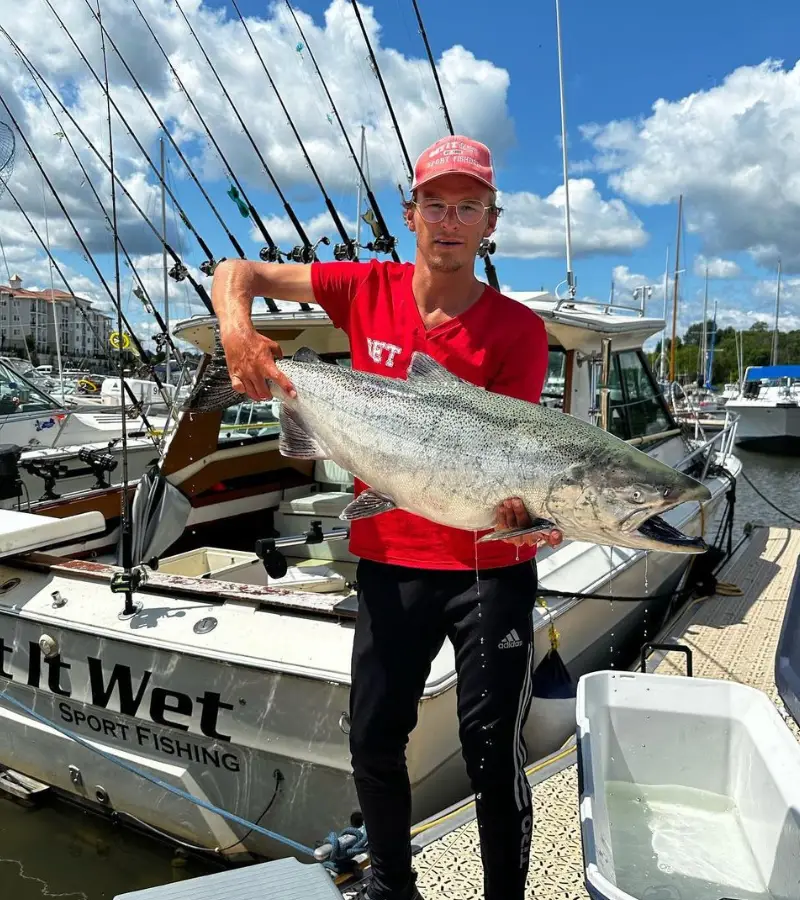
[212,259,315,402]
[219,324,296,402]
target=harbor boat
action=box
[0,294,741,864]
[724,364,800,455]
[0,356,174,506]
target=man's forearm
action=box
[211,259,315,334]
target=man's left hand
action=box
[495,498,564,548]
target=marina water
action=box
[1,448,797,898]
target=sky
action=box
[1,0,799,354]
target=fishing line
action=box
[126,0,287,271]
[41,0,217,273]
[0,26,213,312]
[172,0,325,262]
[11,45,182,373]
[80,0,249,265]
[284,2,400,261]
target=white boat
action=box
[724,364,800,455]
[0,295,741,863]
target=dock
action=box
[407,525,800,899]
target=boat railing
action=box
[677,409,739,482]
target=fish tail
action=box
[181,331,247,413]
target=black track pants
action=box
[349,558,537,900]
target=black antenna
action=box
[0,94,173,412]
[410,0,454,134]
[96,0,137,618]
[172,0,328,264]
[230,0,357,261]
[0,25,213,312]
[80,0,249,270]
[349,0,413,181]
[284,2,400,261]
[42,0,218,275]
[126,0,284,276]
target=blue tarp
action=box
[745,365,800,381]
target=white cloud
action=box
[581,59,800,271]
[493,178,647,259]
[693,255,742,279]
[249,210,360,250]
[0,0,519,310]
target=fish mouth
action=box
[635,513,707,552]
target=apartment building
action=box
[0,274,113,363]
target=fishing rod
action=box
[230,0,357,261]
[349,0,413,182]
[80,0,248,268]
[284,2,400,261]
[406,0,500,289]
[172,0,328,264]
[17,51,183,370]
[410,0,454,135]
[0,26,213,312]
[42,0,219,280]
[126,0,285,273]
[96,0,137,617]
[0,93,174,415]
[2,182,160,445]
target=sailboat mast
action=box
[771,258,781,366]
[659,244,670,383]
[669,194,683,382]
[699,265,708,385]
[355,125,365,260]
[555,0,575,298]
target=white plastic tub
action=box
[576,670,800,900]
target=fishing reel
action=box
[169,261,189,282]
[366,234,397,256]
[333,240,358,261]
[477,238,496,258]
[199,257,225,277]
[259,246,282,263]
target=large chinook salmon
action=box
[185,343,711,553]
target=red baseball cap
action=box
[411,135,496,192]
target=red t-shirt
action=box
[309,259,549,571]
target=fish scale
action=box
[185,342,713,554]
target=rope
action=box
[0,689,315,858]
[740,469,800,526]
[321,825,368,874]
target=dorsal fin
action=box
[293,346,321,364]
[407,352,463,383]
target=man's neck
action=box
[411,257,484,329]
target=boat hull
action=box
[0,457,737,861]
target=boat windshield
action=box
[606,350,673,440]
[0,358,59,415]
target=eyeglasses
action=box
[412,198,493,226]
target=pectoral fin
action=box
[477,518,558,543]
[278,406,328,459]
[340,489,398,520]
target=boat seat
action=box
[278,491,352,518]
[0,509,105,559]
[313,459,353,491]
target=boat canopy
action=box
[745,365,800,381]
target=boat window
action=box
[540,349,566,409]
[0,360,56,415]
[608,350,673,440]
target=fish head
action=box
[544,449,712,553]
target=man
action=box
[211,135,561,900]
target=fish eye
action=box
[632,490,644,504]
